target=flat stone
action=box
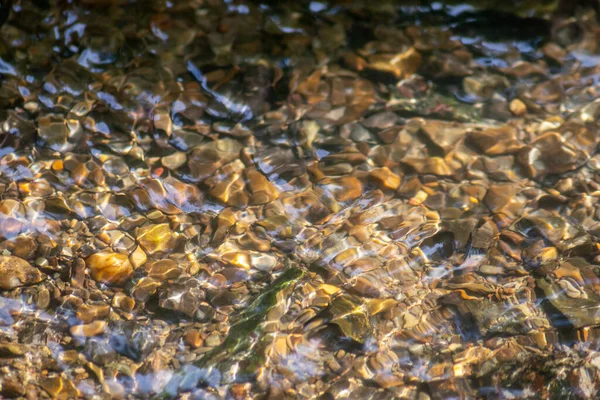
[0,255,43,290]
[69,321,107,337]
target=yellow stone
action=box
[137,223,175,254]
[246,167,279,205]
[317,284,341,296]
[369,167,401,190]
[87,251,133,286]
[146,259,182,280]
[69,320,107,337]
[129,246,147,269]
[40,377,80,400]
[221,252,251,270]
[320,176,363,202]
[509,99,527,116]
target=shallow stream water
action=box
[2,0,600,399]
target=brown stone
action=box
[137,223,176,254]
[39,376,80,400]
[509,99,527,116]
[184,329,204,349]
[369,167,401,191]
[112,292,135,312]
[69,320,107,337]
[0,255,43,290]
[87,251,133,286]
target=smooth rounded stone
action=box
[40,376,80,400]
[36,115,73,152]
[131,277,161,303]
[0,216,24,239]
[70,321,107,337]
[187,139,243,182]
[218,249,251,270]
[9,235,38,259]
[245,167,279,205]
[104,380,126,399]
[509,99,527,116]
[137,223,176,254]
[162,152,187,170]
[206,161,249,208]
[87,251,134,286]
[362,112,399,129]
[204,332,221,347]
[318,176,363,202]
[483,184,517,212]
[146,259,182,280]
[184,330,204,349]
[0,377,26,397]
[110,320,167,361]
[0,343,26,357]
[129,246,147,269]
[369,167,401,190]
[0,255,44,290]
[467,125,521,156]
[0,199,25,218]
[250,252,278,272]
[419,120,466,154]
[112,292,135,312]
[76,304,111,324]
[517,210,566,244]
[518,132,584,179]
[402,156,455,176]
[158,278,205,317]
[82,337,117,366]
[479,265,505,275]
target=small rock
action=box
[205,332,221,347]
[509,99,527,116]
[146,259,182,280]
[131,277,161,303]
[0,343,26,357]
[87,251,134,286]
[112,292,135,312]
[0,255,43,290]
[369,167,401,190]
[184,330,204,349]
[70,321,107,337]
[129,246,147,269]
[76,304,111,324]
[162,152,187,170]
[12,235,37,259]
[39,376,80,400]
[137,223,175,254]
[0,377,26,397]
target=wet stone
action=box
[158,278,205,318]
[0,255,43,290]
[137,223,176,255]
[39,376,80,400]
[0,343,26,357]
[87,251,133,286]
[184,330,204,349]
[70,321,107,337]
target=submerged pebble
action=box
[87,251,133,286]
[0,255,43,290]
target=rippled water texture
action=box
[2,0,600,398]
